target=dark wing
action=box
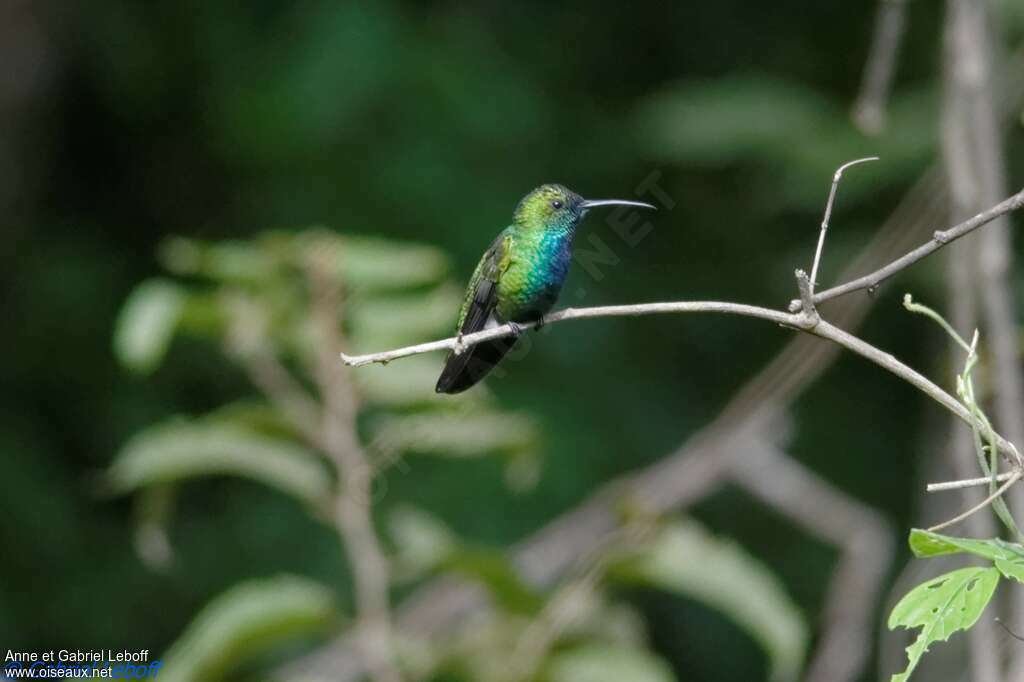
[435,230,515,393]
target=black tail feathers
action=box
[435,337,517,394]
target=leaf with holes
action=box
[888,566,1000,682]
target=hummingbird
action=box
[435,184,656,394]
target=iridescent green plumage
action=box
[436,184,654,393]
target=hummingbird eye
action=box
[550,200,563,209]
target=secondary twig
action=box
[809,156,879,291]
[927,471,1023,532]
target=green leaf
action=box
[610,520,807,682]
[441,548,544,616]
[159,237,280,285]
[388,505,459,580]
[995,558,1024,583]
[106,419,332,509]
[336,236,448,291]
[113,278,187,373]
[368,411,538,459]
[159,575,336,682]
[887,566,1000,682]
[909,529,1024,562]
[543,644,674,682]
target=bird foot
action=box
[534,314,547,331]
[453,332,467,355]
[507,321,524,337]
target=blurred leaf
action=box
[634,75,834,166]
[388,505,459,580]
[113,278,187,374]
[611,520,807,682]
[106,419,332,509]
[909,529,1024,562]
[887,567,1000,682]
[159,238,281,285]
[368,411,538,459]
[542,644,674,682]
[160,575,337,682]
[441,548,544,616]
[207,400,307,442]
[337,236,449,291]
[633,75,935,210]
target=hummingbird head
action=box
[513,183,655,232]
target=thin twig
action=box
[996,618,1024,643]
[809,157,879,291]
[927,472,1019,492]
[927,471,1023,532]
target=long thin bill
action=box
[580,198,656,210]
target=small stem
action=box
[927,471,1023,532]
[926,471,1018,492]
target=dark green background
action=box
[3,1,1023,679]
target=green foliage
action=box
[888,567,1000,682]
[610,521,808,682]
[887,301,1024,681]
[159,575,337,682]
[904,295,1023,539]
[889,530,1024,680]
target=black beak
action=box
[579,198,657,210]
